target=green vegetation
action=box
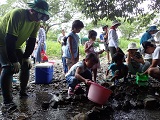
[45,37,140,59]
[119,37,140,52]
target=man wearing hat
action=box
[125,42,150,75]
[0,0,50,112]
[140,26,158,44]
[142,41,160,80]
[140,26,159,63]
[108,20,124,62]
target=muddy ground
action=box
[0,57,160,120]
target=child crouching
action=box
[65,53,99,97]
[106,52,128,85]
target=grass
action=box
[45,38,140,59]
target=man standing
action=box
[0,0,50,111]
[108,20,123,63]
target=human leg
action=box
[16,49,30,96]
[92,68,97,82]
[140,61,150,72]
[62,57,68,74]
[106,51,110,64]
[0,47,15,104]
[148,67,160,80]
[108,47,116,63]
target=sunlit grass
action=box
[45,38,140,59]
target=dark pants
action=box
[62,57,68,73]
[109,47,124,63]
[0,47,30,104]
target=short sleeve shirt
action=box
[64,32,79,58]
[108,63,126,76]
[0,8,40,48]
[152,47,160,66]
[65,61,89,77]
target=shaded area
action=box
[0,59,160,120]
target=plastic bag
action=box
[41,50,48,62]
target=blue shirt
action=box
[140,32,152,44]
[100,34,104,41]
[64,32,79,58]
[108,63,127,76]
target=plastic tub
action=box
[87,82,112,105]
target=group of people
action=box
[59,21,160,98]
[0,0,160,114]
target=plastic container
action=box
[87,82,112,105]
[35,63,53,84]
[48,60,55,65]
[136,73,148,86]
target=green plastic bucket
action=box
[136,73,148,86]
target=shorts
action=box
[66,76,80,89]
[104,43,109,52]
[66,58,73,67]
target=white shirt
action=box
[108,29,119,48]
[152,46,160,66]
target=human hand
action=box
[85,79,92,85]
[22,58,32,69]
[12,62,20,73]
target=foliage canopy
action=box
[74,0,160,25]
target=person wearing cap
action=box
[140,26,158,44]
[142,41,160,80]
[0,0,50,112]
[100,25,111,64]
[140,26,159,63]
[108,20,124,63]
[125,42,150,75]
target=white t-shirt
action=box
[108,29,119,48]
[65,61,90,77]
[152,47,160,66]
[62,45,66,57]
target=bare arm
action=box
[68,36,74,59]
[75,67,91,84]
[144,59,159,74]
